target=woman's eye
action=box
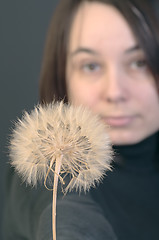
[131,59,147,69]
[82,63,100,72]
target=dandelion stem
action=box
[52,155,62,240]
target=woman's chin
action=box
[108,131,146,146]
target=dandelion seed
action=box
[9,101,113,240]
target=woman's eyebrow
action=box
[69,45,142,57]
[124,45,141,54]
[70,47,99,57]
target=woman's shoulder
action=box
[3,167,117,240]
[37,191,117,240]
[3,166,52,239]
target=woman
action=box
[4,0,159,239]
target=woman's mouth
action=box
[102,116,134,127]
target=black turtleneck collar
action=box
[112,132,159,174]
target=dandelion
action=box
[9,101,113,240]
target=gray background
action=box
[0,1,58,238]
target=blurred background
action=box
[0,1,58,238]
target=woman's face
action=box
[66,2,159,145]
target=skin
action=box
[66,2,159,145]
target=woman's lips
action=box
[102,116,134,127]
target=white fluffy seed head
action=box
[10,101,113,193]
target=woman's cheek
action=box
[71,86,99,108]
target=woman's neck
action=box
[112,132,159,174]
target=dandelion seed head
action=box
[10,101,113,193]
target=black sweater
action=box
[91,132,159,239]
[3,132,159,240]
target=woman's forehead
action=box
[68,2,137,54]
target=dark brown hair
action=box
[39,0,159,104]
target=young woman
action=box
[4,0,159,239]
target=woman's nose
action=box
[102,67,128,103]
